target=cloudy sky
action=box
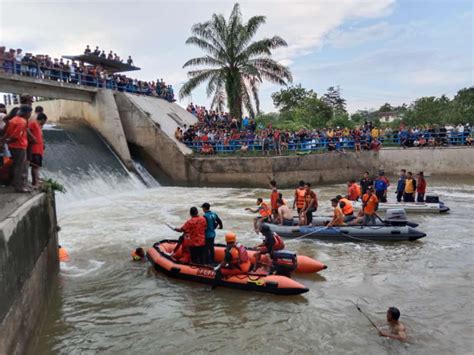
[1,0,472,112]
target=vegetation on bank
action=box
[179,3,292,120]
[257,85,474,130]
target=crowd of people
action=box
[0,46,175,102]
[0,95,47,192]
[83,45,134,66]
[177,103,472,155]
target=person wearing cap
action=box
[174,207,207,264]
[361,186,379,225]
[201,202,223,264]
[216,232,251,277]
[3,105,32,192]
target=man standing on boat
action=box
[416,172,426,202]
[174,207,207,264]
[362,186,379,225]
[201,202,223,264]
[403,172,417,202]
[395,169,406,202]
[360,172,373,196]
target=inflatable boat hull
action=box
[147,241,309,295]
[264,224,426,242]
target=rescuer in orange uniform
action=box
[246,198,272,233]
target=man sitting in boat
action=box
[217,232,251,276]
[327,198,346,227]
[277,196,293,226]
[245,198,272,233]
[336,195,355,222]
[252,224,285,271]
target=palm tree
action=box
[179,3,292,119]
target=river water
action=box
[32,176,473,354]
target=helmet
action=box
[260,224,270,233]
[225,232,236,243]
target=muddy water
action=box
[33,179,473,354]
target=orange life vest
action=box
[295,188,306,209]
[59,247,70,262]
[273,233,285,250]
[259,202,272,217]
[339,198,354,215]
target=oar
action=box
[165,223,176,231]
[348,299,380,331]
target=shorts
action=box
[30,154,43,167]
[282,218,294,226]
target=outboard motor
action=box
[385,209,408,226]
[270,250,298,277]
[425,195,440,203]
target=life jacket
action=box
[259,202,272,217]
[339,198,354,215]
[273,233,285,251]
[295,188,306,209]
[405,178,415,193]
[59,247,70,262]
[226,243,249,264]
[355,184,361,197]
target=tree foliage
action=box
[179,3,292,119]
[271,84,317,112]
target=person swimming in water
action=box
[379,307,407,341]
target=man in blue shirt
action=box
[201,202,223,264]
[374,172,388,203]
[395,169,406,202]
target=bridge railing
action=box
[0,61,175,100]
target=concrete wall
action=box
[379,147,474,176]
[115,93,195,182]
[0,193,59,355]
[188,151,379,187]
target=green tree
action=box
[323,86,347,115]
[378,103,394,112]
[450,87,474,124]
[179,3,292,119]
[271,84,317,112]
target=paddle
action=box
[349,299,380,331]
[165,223,176,231]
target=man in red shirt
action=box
[28,112,47,187]
[269,180,279,219]
[174,207,207,264]
[3,105,32,192]
[416,171,426,202]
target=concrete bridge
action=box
[0,72,97,103]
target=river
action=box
[31,177,473,354]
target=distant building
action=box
[378,111,399,123]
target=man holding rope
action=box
[379,307,407,341]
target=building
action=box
[377,111,399,123]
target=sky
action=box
[1,0,473,113]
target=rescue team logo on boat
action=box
[196,268,216,278]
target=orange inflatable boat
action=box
[147,240,316,295]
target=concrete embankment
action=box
[379,147,474,176]
[0,191,59,355]
[187,151,379,187]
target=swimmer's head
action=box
[387,307,400,321]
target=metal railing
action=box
[0,60,175,101]
[184,132,472,153]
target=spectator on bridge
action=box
[127,56,134,66]
[84,45,91,54]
